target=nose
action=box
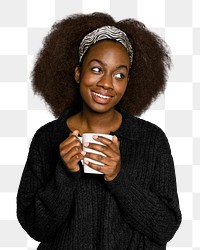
[96,73,113,90]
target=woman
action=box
[17,12,181,249]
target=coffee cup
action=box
[81,133,113,174]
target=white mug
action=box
[81,133,113,174]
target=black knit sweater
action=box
[17,108,181,249]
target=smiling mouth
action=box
[91,91,113,104]
[93,92,111,99]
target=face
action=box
[75,40,131,114]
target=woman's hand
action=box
[83,135,121,181]
[59,130,84,172]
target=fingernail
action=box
[84,159,89,164]
[81,151,86,156]
[92,135,98,139]
[84,142,89,147]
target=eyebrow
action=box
[88,59,129,71]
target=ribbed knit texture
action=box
[17,108,181,250]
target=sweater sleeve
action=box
[17,128,81,242]
[106,129,182,245]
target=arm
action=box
[105,130,182,245]
[17,128,81,242]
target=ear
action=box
[74,65,81,84]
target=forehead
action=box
[82,40,130,64]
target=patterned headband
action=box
[79,26,133,63]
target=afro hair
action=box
[32,12,171,117]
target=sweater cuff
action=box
[105,168,128,194]
[58,159,81,180]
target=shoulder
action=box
[121,109,170,151]
[33,108,75,138]
[121,108,165,137]
[35,119,57,136]
[136,116,165,136]
[135,116,171,153]
[31,119,58,148]
[30,108,77,148]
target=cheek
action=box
[79,76,94,97]
[80,72,100,86]
[115,81,128,95]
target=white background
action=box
[0,0,199,249]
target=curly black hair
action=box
[32,12,171,117]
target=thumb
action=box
[71,130,79,137]
[112,135,120,146]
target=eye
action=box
[115,73,125,79]
[91,67,102,73]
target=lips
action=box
[91,91,113,104]
[93,92,111,99]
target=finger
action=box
[62,148,85,171]
[61,143,81,158]
[111,135,120,151]
[84,159,117,176]
[63,151,84,164]
[84,141,116,158]
[93,135,120,152]
[92,135,112,146]
[71,130,79,137]
[63,153,84,172]
[84,159,105,174]
[60,139,82,156]
[85,152,120,171]
[84,152,107,165]
[60,132,81,150]
[84,143,113,159]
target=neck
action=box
[78,106,121,134]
